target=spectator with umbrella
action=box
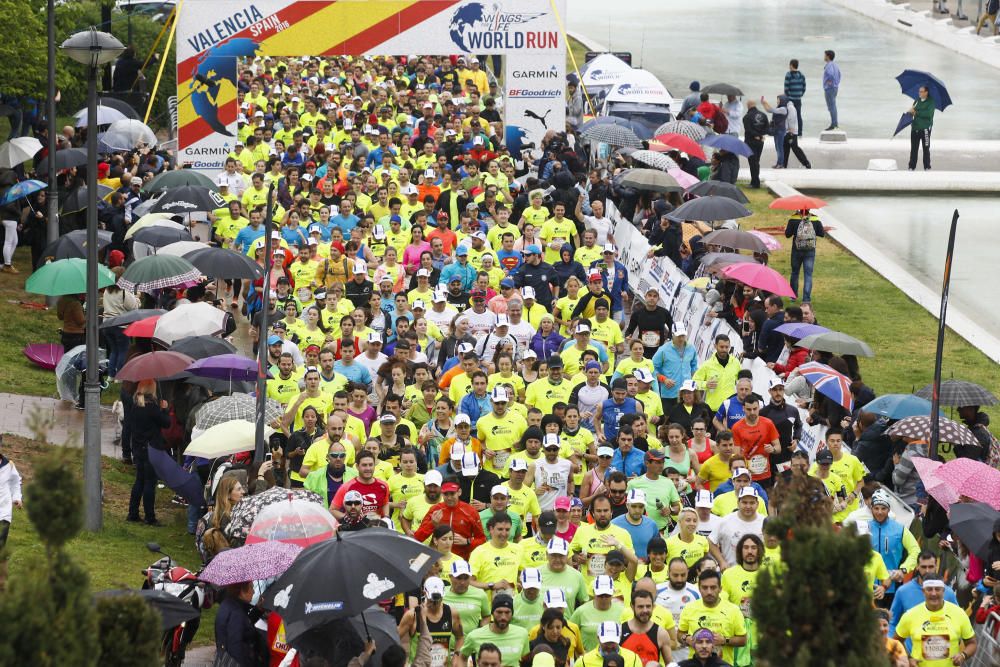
[907,86,935,171]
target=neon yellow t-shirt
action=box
[569,522,634,582]
[476,411,528,476]
[895,601,974,667]
[666,533,710,568]
[540,217,578,264]
[525,378,574,414]
[469,540,522,586]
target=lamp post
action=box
[60,28,125,533]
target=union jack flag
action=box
[797,361,854,412]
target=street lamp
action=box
[60,27,124,533]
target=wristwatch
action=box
[487,582,495,590]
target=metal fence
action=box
[969,611,999,667]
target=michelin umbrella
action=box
[0,137,43,169]
[100,308,166,329]
[39,228,113,264]
[796,331,874,358]
[142,169,218,193]
[654,120,707,141]
[685,180,749,203]
[36,147,87,175]
[796,361,855,412]
[262,528,441,642]
[292,608,402,665]
[700,133,753,157]
[183,246,264,280]
[148,446,206,507]
[914,380,998,407]
[170,335,236,359]
[896,70,953,111]
[26,258,115,296]
[225,487,326,546]
[95,589,199,631]
[947,502,1000,561]
[150,186,228,215]
[0,179,46,205]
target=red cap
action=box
[305,161,317,168]
[331,241,345,254]
[441,481,460,493]
[107,249,125,268]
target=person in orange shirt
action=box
[438,414,483,464]
[730,393,781,488]
[427,211,458,255]
[875,609,908,667]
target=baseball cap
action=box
[267,334,281,346]
[353,261,367,274]
[450,559,472,577]
[739,486,760,500]
[495,314,510,328]
[523,349,538,360]
[588,271,603,283]
[671,323,687,337]
[271,320,287,330]
[538,510,557,533]
[500,278,515,288]
[543,433,560,450]
[554,496,572,511]
[412,299,426,311]
[401,184,419,196]
[597,446,615,458]
[344,490,363,503]
[816,449,834,464]
[521,286,536,300]
[626,489,647,506]
[575,322,591,335]
[441,481,461,493]
[379,413,397,424]
[432,290,447,303]
[424,470,443,487]
[457,342,474,354]
[768,377,786,389]
[490,485,509,498]
[470,289,486,301]
[633,368,654,384]
[546,355,564,369]
[593,575,615,597]
[130,176,143,186]
[520,568,543,590]
[646,448,666,461]
[546,537,570,555]
[490,386,509,403]
[460,451,480,476]
[544,588,568,608]
[695,490,714,508]
[732,467,752,480]
[366,331,382,345]
[453,414,471,427]
[509,458,528,472]
[679,379,698,393]
[424,576,445,599]
[525,244,542,255]
[455,245,469,256]
[371,224,386,240]
[602,243,616,254]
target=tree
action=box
[752,472,887,667]
[96,594,162,667]
[0,0,50,98]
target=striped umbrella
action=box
[117,254,202,292]
[654,120,708,141]
[797,361,854,412]
[914,380,998,407]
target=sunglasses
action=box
[608,488,627,494]
[345,501,363,506]
[328,453,347,459]
[598,454,612,459]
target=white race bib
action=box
[430,646,449,667]
[921,635,950,660]
[588,553,607,575]
[640,330,660,348]
[493,450,511,471]
[748,454,769,475]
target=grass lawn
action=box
[2,434,215,644]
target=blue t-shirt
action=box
[331,213,360,235]
[234,224,265,254]
[334,361,372,387]
[611,447,646,478]
[600,396,638,442]
[714,395,745,430]
[611,514,660,559]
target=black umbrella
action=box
[150,186,227,215]
[173,374,253,394]
[262,528,441,642]
[685,181,750,203]
[96,97,141,119]
[39,229,113,265]
[701,83,744,96]
[701,229,770,254]
[100,308,166,329]
[95,589,199,631]
[291,608,402,665]
[37,147,88,175]
[170,335,237,359]
[184,246,264,280]
[60,184,113,214]
[666,195,752,222]
[143,169,218,193]
[133,225,194,248]
[914,380,999,407]
[948,502,1000,561]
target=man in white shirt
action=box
[575,196,614,246]
[217,157,248,197]
[505,302,535,355]
[532,433,573,512]
[655,556,701,662]
[356,331,388,379]
[426,289,459,331]
[708,488,765,569]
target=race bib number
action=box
[589,553,607,575]
[493,450,511,471]
[640,330,660,347]
[430,646,449,667]
[921,634,950,660]
[748,454,769,475]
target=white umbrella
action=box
[99,119,158,151]
[158,240,209,257]
[123,213,183,240]
[73,105,127,127]
[186,420,274,459]
[0,137,43,169]
[153,302,228,346]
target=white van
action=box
[601,69,682,139]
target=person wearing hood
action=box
[553,244,587,297]
[710,150,740,184]
[761,95,810,170]
[647,212,683,266]
[956,405,993,461]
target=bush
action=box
[96,593,162,667]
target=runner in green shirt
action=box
[462,594,531,667]
[626,450,681,531]
[511,568,545,632]
[540,537,590,613]
[444,560,491,633]
[570,576,625,652]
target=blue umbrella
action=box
[893,112,914,137]
[148,446,205,508]
[0,179,46,205]
[864,393,937,420]
[775,323,829,339]
[895,70,952,111]
[700,133,753,157]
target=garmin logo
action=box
[512,67,559,79]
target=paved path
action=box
[0,392,122,457]
[182,646,215,666]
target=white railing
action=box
[969,611,1000,667]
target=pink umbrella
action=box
[952,462,1000,510]
[668,168,699,189]
[935,457,995,492]
[200,540,302,586]
[912,456,959,509]
[748,229,782,251]
[246,498,338,548]
[23,343,64,370]
[721,262,796,298]
[115,350,194,382]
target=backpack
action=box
[794,218,817,251]
[712,104,729,134]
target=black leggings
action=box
[128,445,158,522]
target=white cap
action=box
[495,314,510,327]
[544,588,567,608]
[424,576,445,598]
[543,433,561,449]
[490,485,509,497]
[593,575,615,596]
[768,377,786,389]
[461,451,480,477]
[353,261,368,274]
[254,110,264,118]
[626,489,647,506]
[215,173,229,186]
[520,568,543,590]
[522,349,538,359]
[733,467,752,480]
[597,446,615,458]
[457,342,474,354]
[424,168,436,179]
[412,299,426,311]
[423,101,434,109]
[597,621,621,645]
[450,442,467,460]
[490,386,509,403]
[695,490,714,508]
[547,537,570,555]
[271,231,282,240]
[401,183,419,196]
[366,331,382,345]
[424,470,443,487]
[473,136,484,145]
[416,268,431,278]
[602,243,616,254]
[633,368,654,384]
[344,490,363,503]
[521,286,536,300]
[372,224,386,240]
[432,291,447,303]
[575,322,591,335]
[300,173,313,182]
[739,486,760,500]
[450,559,472,577]
[509,458,529,472]
[672,323,688,337]
[343,104,356,112]
[238,114,248,123]
[679,379,698,393]
[306,238,318,247]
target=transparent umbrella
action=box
[246,499,339,548]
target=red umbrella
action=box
[651,133,707,160]
[769,195,828,211]
[122,315,160,338]
[721,262,796,298]
[115,350,194,382]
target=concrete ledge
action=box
[765,180,1000,363]
[744,167,1000,191]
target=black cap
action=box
[546,355,564,369]
[491,594,514,612]
[816,449,834,464]
[538,510,557,533]
[605,549,625,566]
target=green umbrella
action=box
[25,258,116,296]
[142,170,218,193]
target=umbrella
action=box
[666,195,752,222]
[170,335,237,359]
[100,308,166,329]
[948,502,1000,560]
[246,499,339,548]
[774,323,829,339]
[261,528,441,642]
[914,380,998,407]
[133,225,194,248]
[895,69,953,112]
[73,104,127,127]
[60,184,113,214]
[654,120,708,141]
[652,133,706,159]
[183,246,264,280]
[225,487,326,546]
[98,119,157,151]
[95,589,199,632]
[96,97,140,119]
[37,147,87,175]
[39,229,113,264]
[0,179,46,205]
[578,115,647,137]
[721,262,795,298]
[701,251,758,271]
[618,169,683,194]
[702,229,770,254]
[195,393,284,430]
[913,457,960,509]
[116,351,194,382]
[185,420,273,459]
[668,168,700,189]
[886,416,979,448]
[118,254,202,293]
[956,466,1000,510]
[863,394,936,420]
[23,343,64,371]
[54,344,106,402]
[769,195,828,211]
[700,134,753,157]
[150,186,228,215]
[628,150,678,171]
[153,302,228,346]
[122,315,160,338]
[26,258,116,296]
[292,608,402,665]
[174,375,253,394]
[123,212,182,240]
[148,446,206,507]
[159,240,208,257]
[700,83,744,96]
[893,112,914,138]
[796,331,875,358]
[797,361,854,412]
[749,230,782,251]
[0,137,43,168]
[142,169,218,193]
[580,123,643,148]
[200,541,303,587]
[187,354,259,382]
[685,180,749,203]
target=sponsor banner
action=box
[176,0,566,169]
[503,53,564,159]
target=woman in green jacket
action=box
[908,86,935,171]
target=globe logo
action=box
[449,2,488,51]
